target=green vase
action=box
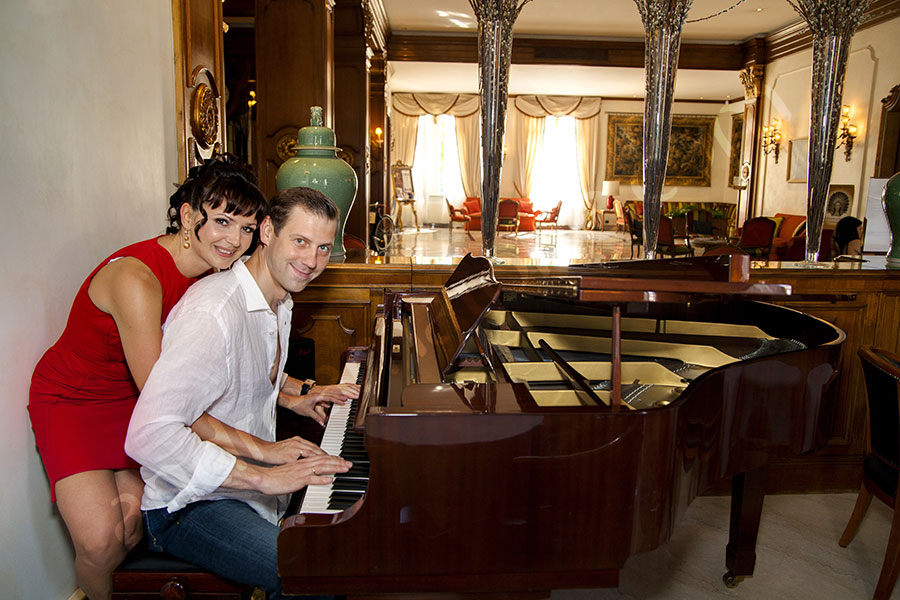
[275,106,358,259]
[885,172,900,266]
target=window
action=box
[529,115,584,229]
[410,115,466,225]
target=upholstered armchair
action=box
[463,197,481,231]
[446,200,470,230]
[508,198,537,231]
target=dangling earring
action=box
[182,228,191,249]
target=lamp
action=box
[761,119,782,163]
[601,180,620,210]
[836,105,858,161]
[370,126,384,148]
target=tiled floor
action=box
[383,227,896,599]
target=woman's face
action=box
[184,202,259,270]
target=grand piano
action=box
[277,254,845,598]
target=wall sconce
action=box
[836,105,858,161]
[370,126,384,148]
[761,119,782,163]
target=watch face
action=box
[827,191,850,217]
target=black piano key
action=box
[332,479,369,492]
[327,497,359,510]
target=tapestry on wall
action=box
[606,113,715,186]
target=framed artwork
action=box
[605,113,715,186]
[787,138,808,183]
[728,113,745,189]
[391,163,415,201]
[825,184,855,225]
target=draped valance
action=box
[514,95,602,119]
[392,93,480,117]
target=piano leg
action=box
[723,467,767,587]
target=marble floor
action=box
[382,226,636,264]
[383,227,897,599]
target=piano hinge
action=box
[502,277,580,299]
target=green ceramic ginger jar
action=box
[884,172,900,266]
[275,106,358,260]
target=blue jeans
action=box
[143,500,330,600]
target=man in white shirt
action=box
[126,187,358,599]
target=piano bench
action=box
[111,546,255,600]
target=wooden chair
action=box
[112,546,253,599]
[535,200,561,233]
[736,217,777,258]
[657,216,694,258]
[613,200,627,233]
[839,346,900,600]
[623,209,642,258]
[446,199,470,230]
[497,198,521,234]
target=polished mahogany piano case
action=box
[277,255,845,598]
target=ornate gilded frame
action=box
[606,113,715,186]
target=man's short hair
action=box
[268,187,339,235]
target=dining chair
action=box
[658,216,694,258]
[623,209,643,258]
[839,346,900,600]
[497,199,521,234]
[736,217,777,258]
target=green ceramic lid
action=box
[296,106,338,151]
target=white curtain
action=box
[410,115,466,226]
[514,95,602,228]
[390,111,419,168]
[454,113,481,198]
[512,111,545,198]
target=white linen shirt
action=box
[126,258,293,525]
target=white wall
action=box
[0,2,177,598]
[757,17,900,219]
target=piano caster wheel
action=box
[722,571,743,588]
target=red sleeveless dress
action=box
[29,238,196,500]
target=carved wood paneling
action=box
[255,0,335,197]
[334,0,371,244]
[387,34,745,71]
[172,0,226,180]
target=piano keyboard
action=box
[299,360,370,514]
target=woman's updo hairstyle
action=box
[166,154,267,236]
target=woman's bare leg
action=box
[55,469,144,600]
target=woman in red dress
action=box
[28,157,268,600]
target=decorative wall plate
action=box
[190,83,219,148]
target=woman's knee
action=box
[73,527,128,571]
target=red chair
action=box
[446,199,470,230]
[463,197,481,231]
[737,217,777,258]
[497,199,521,234]
[535,201,562,233]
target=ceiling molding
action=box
[388,35,746,71]
[766,0,900,63]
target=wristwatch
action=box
[300,379,316,395]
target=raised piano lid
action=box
[431,253,502,377]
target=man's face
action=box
[261,205,336,297]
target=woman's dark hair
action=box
[834,216,863,254]
[166,155,267,236]
[267,187,339,235]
